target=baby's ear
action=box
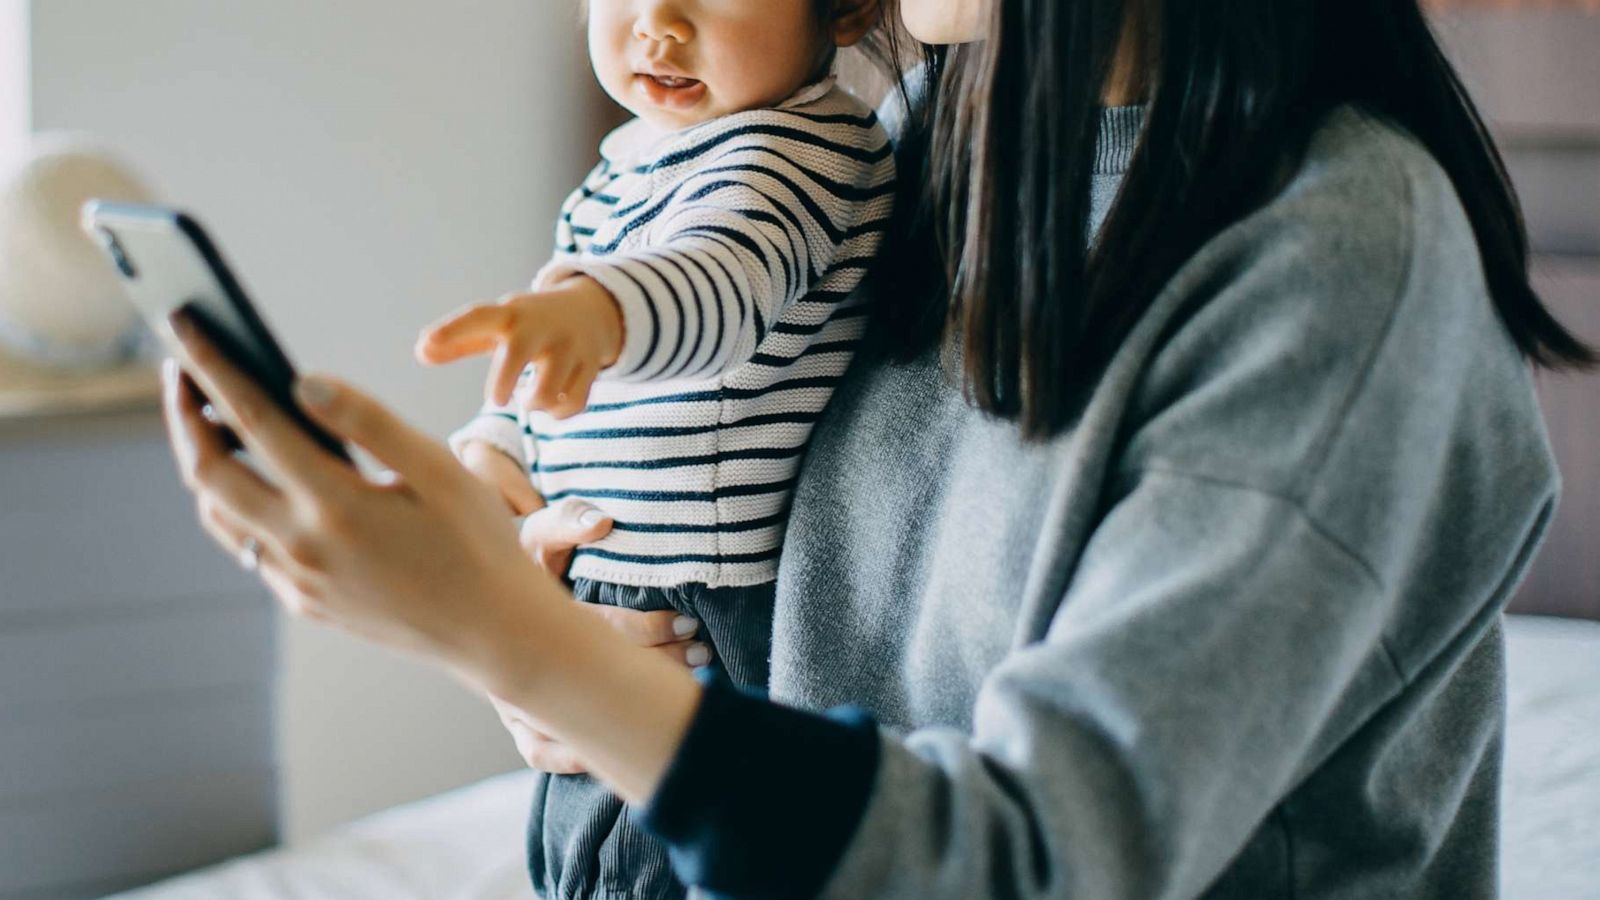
[831,0,882,48]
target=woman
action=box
[163,0,1593,896]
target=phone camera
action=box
[97,228,138,280]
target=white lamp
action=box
[0,134,155,368]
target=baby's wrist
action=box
[553,275,625,368]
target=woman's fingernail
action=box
[686,644,711,668]
[295,376,335,410]
[578,509,607,528]
[672,615,699,638]
[167,310,194,339]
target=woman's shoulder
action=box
[1114,103,1557,622]
[1096,104,1559,671]
[1241,105,1476,299]
[1151,104,1501,385]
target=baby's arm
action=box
[417,120,894,414]
[418,276,623,419]
[545,128,895,383]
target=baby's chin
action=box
[610,78,790,132]
[604,74,714,131]
[627,105,721,132]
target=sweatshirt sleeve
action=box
[544,124,894,383]
[635,668,881,900]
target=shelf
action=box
[0,349,159,421]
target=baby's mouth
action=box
[635,73,708,110]
[648,74,698,89]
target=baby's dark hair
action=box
[806,0,896,77]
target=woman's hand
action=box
[516,497,609,576]
[497,499,710,774]
[491,600,710,776]
[488,587,708,775]
[161,311,703,803]
[160,311,559,666]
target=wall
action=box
[27,0,600,841]
[0,0,24,156]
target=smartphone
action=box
[82,201,351,462]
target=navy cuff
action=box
[635,668,881,899]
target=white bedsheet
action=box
[113,614,1600,899]
[1502,615,1600,899]
[110,770,538,900]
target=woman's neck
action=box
[1103,6,1152,106]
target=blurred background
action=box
[1,2,605,895]
[0,2,1594,899]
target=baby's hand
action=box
[415,276,624,419]
[456,440,543,516]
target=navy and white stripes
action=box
[451,79,894,588]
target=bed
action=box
[108,613,1600,900]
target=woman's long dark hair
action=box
[870,0,1596,439]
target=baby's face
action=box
[588,0,832,130]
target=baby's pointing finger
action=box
[414,332,499,366]
[415,305,512,364]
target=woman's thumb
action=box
[295,375,453,480]
[560,499,613,541]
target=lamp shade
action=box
[0,135,154,368]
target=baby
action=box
[416,1,893,897]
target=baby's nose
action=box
[633,3,694,44]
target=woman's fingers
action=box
[508,723,589,774]
[522,499,614,545]
[166,312,351,499]
[163,360,294,544]
[581,604,702,648]
[519,499,613,574]
[163,357,234,484]
[652,637,714,669]
[414,304,510,365]
[489,694,589,774]
[293,375,463,496]
[194,491,261,566]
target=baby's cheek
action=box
[710,38,818,114]
[587,18,636,112]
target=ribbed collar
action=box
[1094,105,1147,175]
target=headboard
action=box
[1519,264,1600,620]
[1436,10,1600,620]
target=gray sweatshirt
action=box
[772,105,1558,898]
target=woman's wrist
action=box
[455,568,704,803]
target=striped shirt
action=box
[450,78,895,588]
